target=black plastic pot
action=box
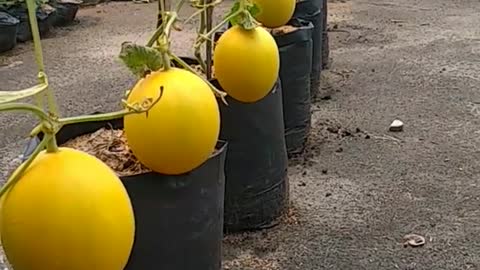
[79,0,101,6]
[51,3,79,26]
[215,79,289,233]
[292,0,323,97]
[173,55,290,233]
[8,6,54,42]
[273,18,314,156]
[322,0,329,69]
[0,11,19,53]
[24,117,227,270]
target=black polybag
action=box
[292,0,323,97]
[213,79,290,233]
[172,52,290,233]
[273,19,314,156]
[23,117,227,270]
[51,3,79,26]
[322,0,329,69]
[7,6,53,42]
[0,11,19,25]
[0,11,19,52]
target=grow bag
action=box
[172,55,289,233]
[8,6,54,42]
[292,0,323,97]
[51,3,80,26]
[23,118,227,270]
[322,0,329,69]
[273,18,314,156]
[213,80,289,233]
[0,11,19,53]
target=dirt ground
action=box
[1,0,479,269]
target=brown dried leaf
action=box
[271,25,298,35]
[62,128,151,177]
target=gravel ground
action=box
[1,0,479,269]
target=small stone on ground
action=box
[389,119,404,132]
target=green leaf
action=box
[119,42,164,78]
[224,1,240,25]
[246,2,260,18]
[226,0,259,30]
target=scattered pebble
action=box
[403,234,426,247]
[389,120,404,132]
[321,169,328,174]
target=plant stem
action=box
[183,7,205,25]
[194,50,206,73]
[149,8,178,70]
[160,13,178,70]
[239,0,246,9]
[0,137,48,199]
[174,0,187,13]
[147,12,177,47]
[195,9,241,47]
[39,73,59,119]
[194,3,207,72]
[29,123,44,137]
[163,12,178,39]
[0,82,48,104]
[59,110,132,125]
[146,12,178,47]
[204,0,213,80]
[160,0,166,20]
[25,0,59,117]
[147,25,165,47]
[0,103,52,122]
[25,0,45,108]
[46,135,59,153]
[169,52,228,104]
[59,89,164,126]
[28,31,45,73]
[157,0,167,29]
[183,0,222,25]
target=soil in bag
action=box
[292,0,323,97]
[24,117,227,270]
[272,19,314,156]
[0,11,19,53]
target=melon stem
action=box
[46,136,59,153]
